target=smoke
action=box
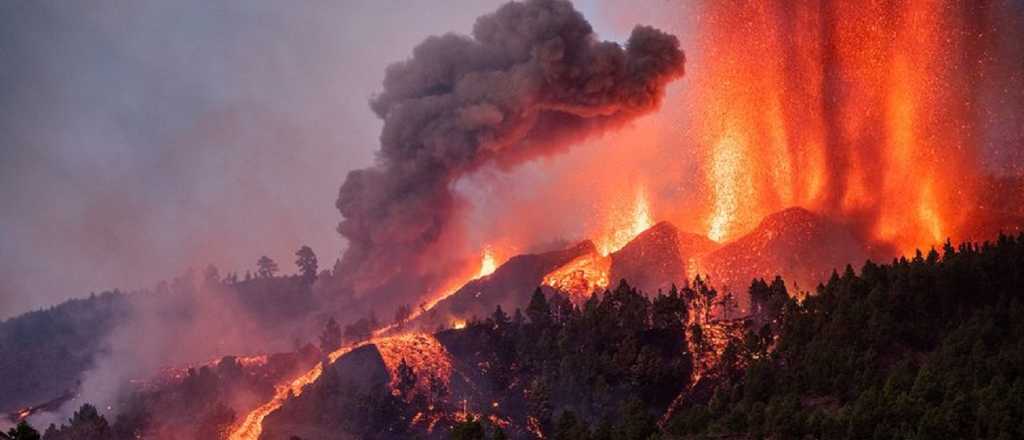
[335,0,685,299]
[28,273,292,429]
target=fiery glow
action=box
[707,129,750,242]
[597,186,654,255]
[229,333,454,440]
[375,333,454,396]
[227,343,364,440]
[693,0,985,252]
[477,248,498,278]
[542,251,611,301]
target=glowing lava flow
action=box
[229,249,499,437]
[375,333,454,396]
[227,333,456,440]
[227,344,364,440]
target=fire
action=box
[597,186,653,255]
[541,251,611,301]
[227,343,364,440]
[692,0,988,252]
[707,129,751,242]
[374,333,454,396]
[229,333,454,440]
[477,248,498,278]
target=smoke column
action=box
[335,0,685,298]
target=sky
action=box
[0,0,698,319]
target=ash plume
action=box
[335,0,685,297]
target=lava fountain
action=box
[691,0,1019,252]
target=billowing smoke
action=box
[335,0,685,298]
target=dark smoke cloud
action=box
[336,0,685,297]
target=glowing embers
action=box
[596,186,653,256]
[541,251,611,301]
[692,0,982,254]
[375,333,454,398]
[707,129,751,242]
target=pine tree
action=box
[295,245,318,285]
[256,256,279,278]
[319,317,342,355]
[526,288,551,327]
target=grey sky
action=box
[0,0,703,319]
[0,0,517,318]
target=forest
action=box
[4,233,1024,439]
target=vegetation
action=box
[6,233,1024,439]
[295,246,318,286]
[666,235,1024,439]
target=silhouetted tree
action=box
[450,415,485,440]
[319,317,342,355]
[526,288,551,326]
[43,404,110,440]
[256,256,279,278]
[295,245,318,285]
[491,305,510,327]
[2,421,40,440]
[396,358,417,398]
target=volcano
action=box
[608,221,718,295]
[699,207,879,300]
[408,241,599,330]
[414,207,877,329]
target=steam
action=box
[28,274,292,430]
[335,0,685,298]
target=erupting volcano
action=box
[3,0,1023,439]
[690,0,1023,252]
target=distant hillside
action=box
[0,291,131,412]
[0,274,323,417]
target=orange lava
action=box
[227,343,364,440]
[692,0,987,252]
[229,333,454,440]
[375,333,454,396]
[541,251,610,301]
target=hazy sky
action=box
[0,0,696,319]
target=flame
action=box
[541,251,611,301]
[597,186,653,255]
[693,0,983,252]
[477,248,498,278]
